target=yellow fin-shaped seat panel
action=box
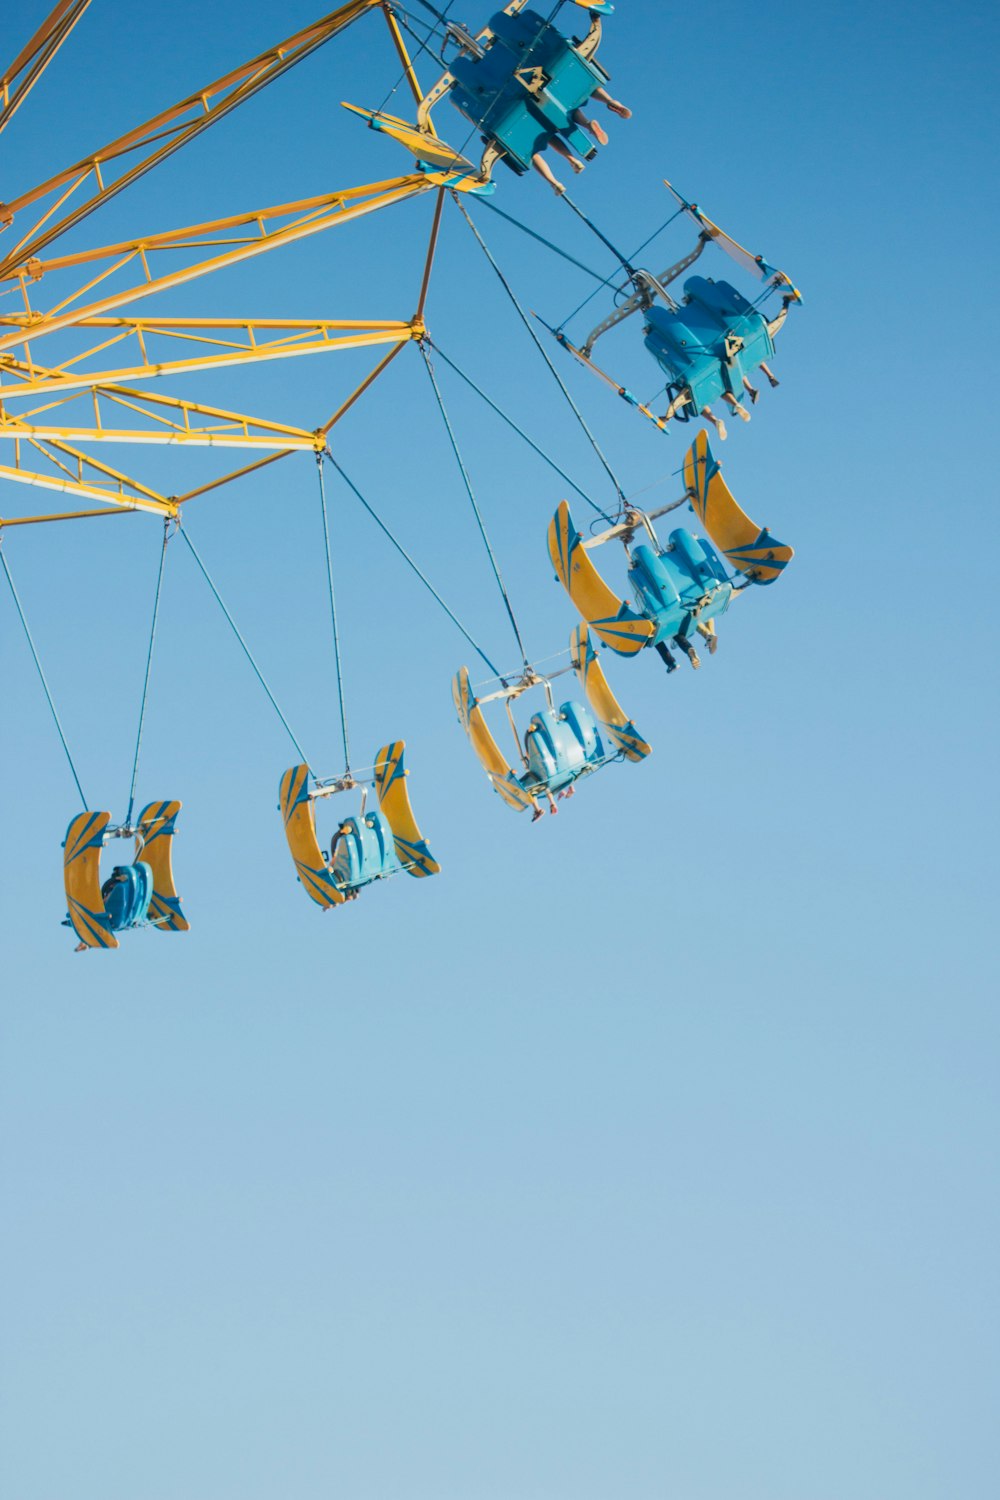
[452,668,540,815]
[341,104,477,173]
[571,625,651,763]
[683,431,794,585]
[135,800,189,932]
[548,501,655,656]
[278,765,345,908]
[374,740,440,877]
[63,810,117,950]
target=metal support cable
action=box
[479,197,608,284]
[178,524,311,768]
[315,455,351,774]
[420,341,530,670]
[324,452,501,679]
[0,538,88,808]
[560,206,685,330]
[560,191,638,279]
[126,518,171,827]
[456,196,627,512]
[427,340,614,524]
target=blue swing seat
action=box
[523,701,606,795]
[102,862,154,932]
[449,9,606,174]
[628,528,734,647]
[644,276,775,412]
[330,809,402,893]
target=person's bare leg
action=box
[532,152,565,195]
[697,619,718,655]
[742,374,760,405]
[572,106,607,145]
[548,135,585,174]
[592,86,631,119]
[723,392,751,423]
[701,405,727,441]
[760,361,780,388]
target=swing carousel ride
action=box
[0,0,802,950]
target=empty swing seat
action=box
[449,9,606,173]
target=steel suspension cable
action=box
[126,518,171,827]
[0,538,88,808]
[324,452,501,679]
[420,341,530,671]
[178,524,311,768]
[315,454,351,774]
[457,197,627,513]
[426,339,614,524]
[479,197,608,283]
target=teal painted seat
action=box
[628,530,733,646]
[523,701,606,795]
[101,863,154,931]
[449,9,606,174]
[330,809,402,893]
[644,276,775,412]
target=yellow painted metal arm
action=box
[135,801,189,932]
[341,105,476,173]
[548,501,654,656]
[663,179,802,302]
[62,810,117,949]
[452,668,539,814]
[683,431,793,585]
[0,1,90,139]
[278,765,344,907]
[570,624,651,763]
[0,0,383,271]
[373,740,440,877]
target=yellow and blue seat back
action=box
[570,623,651,762]
[449,9,604,173]
[373,741,440,877]
[63,810,117,949]
[548,501,655,656]
[682,430,793,584]
[135,800,189,932]
[452,666,541,813]
[279,765,345,908]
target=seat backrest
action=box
[331,811,400,890]
[525,703,603,786]
[103,862,154,931]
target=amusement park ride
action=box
[0,1,801,949]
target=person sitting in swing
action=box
[531,87,632,194]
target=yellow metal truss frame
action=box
[0,3,448,529]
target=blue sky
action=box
[1,2,998,1496]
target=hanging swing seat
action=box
[62,802,188,949]
[448,9,608,175]
[682,429,794,584]
[644,276,775,414]
[278,742,439,908]
[453,657,646,815]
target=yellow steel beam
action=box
[0,506,135,528]
[0,1,91,138]
[381,3,437,127]
[0,424,318,452]
[0,321,419,398]
[0,175,447,358]
[0,0,382,268]
[0,463,173,516]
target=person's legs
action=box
[700,405,728,441]
[532,151,565,194]
[571,106,608,145]
[592,86,631,118]
[674,634,701,669]
[548,135,585,173]
[722,392,751,423]
[655,641,679,673]
[742,374,760,404]
[760,361,780,388]
[696,618,718,654]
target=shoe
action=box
[746,385,759,405]
[688,651,701,670]
[707,635,718,655]
[767,374,780,388]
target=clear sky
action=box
[1,2,998,1497]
